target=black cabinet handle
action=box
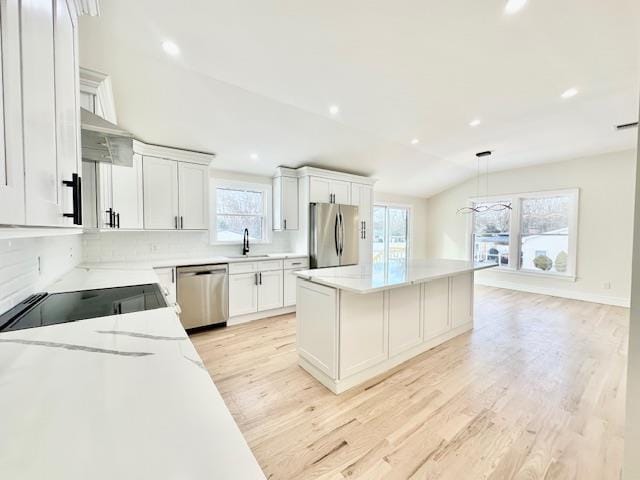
[284,219,287,230]
[106,208,113,228]
[174,216,178,229]
[254,273,258,286]
[259,272,262,285]
[116,213,120,229]
[62,173,82,225]
[180,216,184,229]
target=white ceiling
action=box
[79,0,640,197]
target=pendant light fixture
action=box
[456,150,512,215]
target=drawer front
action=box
[257,259,284,272]
[228,262,257,274]
[284,257,309,270]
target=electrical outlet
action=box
[602,281,611,290]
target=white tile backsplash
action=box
[81,230,295,263]
[0,235,82,313]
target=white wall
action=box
[374,191,430,259]
[0,235,82,313]
[623,125,640,479]
[82,169,294,263]
[426,149,636,306]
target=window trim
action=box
[466,188,579,281]
[209,179,272,245]
[373,202,413,264]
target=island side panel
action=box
[339,290,387,379]
[449,271,474,329]
[296,278,338,381]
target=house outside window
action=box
[470,189,579,279]
[210,180,271,244]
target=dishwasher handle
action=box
[179,269,227,277]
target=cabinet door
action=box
[112,153,144,229]
[281,176,298,230]
[258,269,283,312]
[143,156,179,229]
[450,272,473,328]
[423,277,450,340]
[389,285,422,356]
[22,0,60,225]
[283,268,298,307]
[229,273,258,317]
[0,0,25,224]
[351,183,373,265]
[339,290,387,378]
[331,180,351,204]
[154,267,176,305]
[309,176,331,203]
[178,161,208,230]
[272,176,283,230]
[54,0,80,227]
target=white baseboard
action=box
[475,278,630,308]
[227,305,296,325]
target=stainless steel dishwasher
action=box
[176,264,228,330]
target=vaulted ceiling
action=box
[79,0,640,196]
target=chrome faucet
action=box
[242,228,250,256]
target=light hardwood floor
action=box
[190,286,629,480]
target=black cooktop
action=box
[0,284,167,333]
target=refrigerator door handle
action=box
[339,212,344,256]
[334,213,340,256]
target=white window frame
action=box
[466,188,579,281]
[372,202,413,264]
[209,179,272,245]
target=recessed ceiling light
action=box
[162,40,180,56]
[410,138,419,145]
[504,0,528,15]
[328,105,340,116]
[469,118,481,127]
[250,153,259,160]
[561,87,578,99]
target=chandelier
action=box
[456,150,512,215]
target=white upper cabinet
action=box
[21,0,60,225]
[273,175,298,231]
[54,0,80,227]
[178,161,209,230]
[143,156,180,230]
[309,176,350,204]
[331,180,351,204]
[15,0,80,227]
[143,155,209,231]
[0,0,25,224]
[111,154,144,229]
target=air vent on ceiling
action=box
[616,121,638,131]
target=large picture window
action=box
[470,189,579,278]
[210,181,271,243]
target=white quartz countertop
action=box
[294,258,497,294]
[80,252,308,271]
[0,268,265,480]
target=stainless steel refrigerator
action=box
[309,203,359,268]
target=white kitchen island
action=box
[294,259,496,394]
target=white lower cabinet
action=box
[388,284,422,357]
[284,269,297,307]
[154,267,176,306]
[339,290,387,378]
[257,270,283,312]
[229,272,258,317]
[423,277,450,340]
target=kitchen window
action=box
[373,204,411,279]
[469,189,579,279]
[210,180,271,244]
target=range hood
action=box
[81,108,134,167]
